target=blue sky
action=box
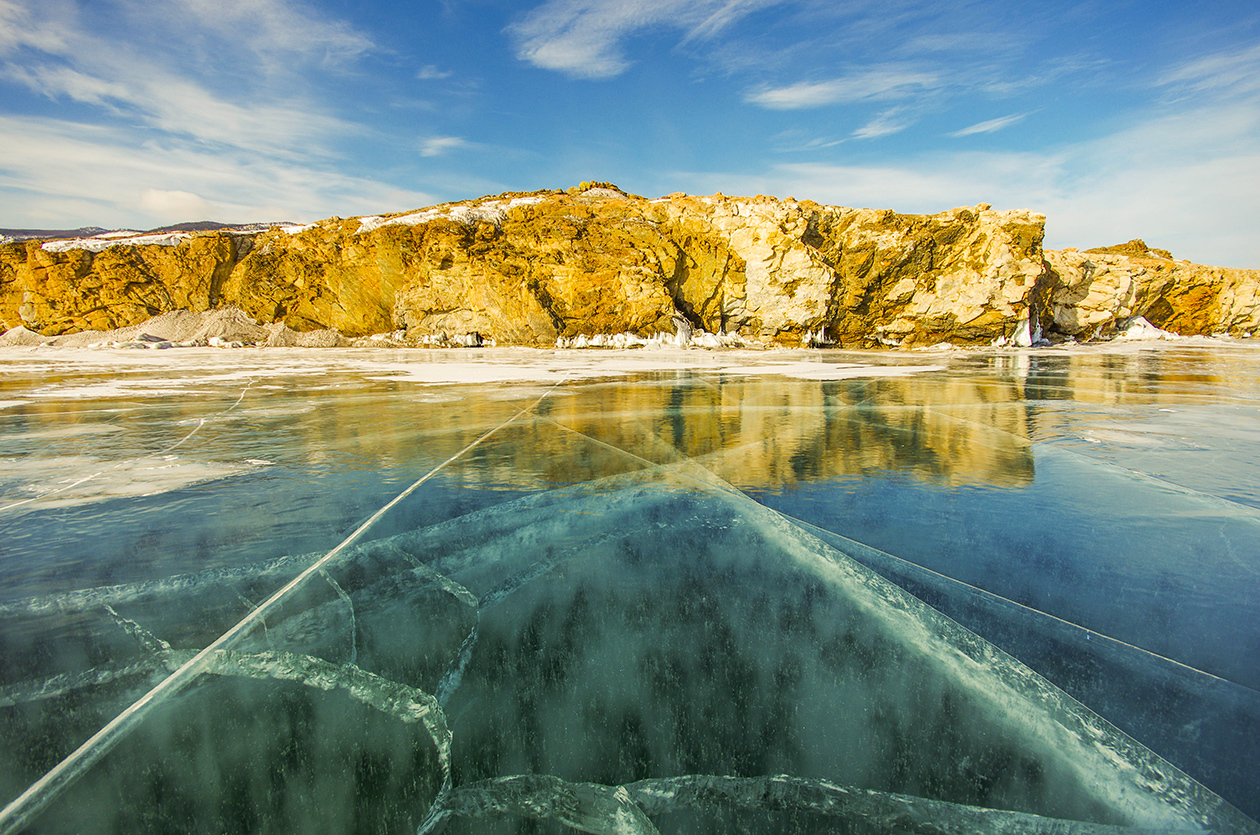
[1,0,1258,266]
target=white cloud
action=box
[420,136,468,157]
[0,114,435,228]
[0,0,374,158]
[1159,43,1260,98]
[899,32,1022,55]
[949,112,1027,137]
[771,130,846,152]
[418,65,454,80]
[0,0,432,229]
[0,0,73,56]
[1,63,129,106]
[139,188,218,220]
[138,0,373,69]
[509,0,783,79]
[745,67,940,109]
[852,108,912,139]
[5,57,355,155]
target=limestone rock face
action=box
[1,235,243,335]
[1043,249,1260,339]
[645,195,1047,346]
[2,186,1257,346]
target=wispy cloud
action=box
[852,108,913,139]
[508,0,784,79]
[949,112,1027,137]
[0,114,434,225]
[136,0,374,72]
[1,63,130,106]
[771,129,846,152]
[420,136,468,157]
[0,0,72,56]
[1159,43,1260,98]
[898,31,1023,55]
[0,0,435,227]
[418,65,454,80]
[1,0,374,154]
[745,67,940,109]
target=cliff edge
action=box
[3,184,1256,347]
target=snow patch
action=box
[356,196,546,234]
[41,232,193,253]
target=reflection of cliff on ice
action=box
[0,463,1252,834]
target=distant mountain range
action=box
[0,221,293,242]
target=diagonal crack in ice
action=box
[103,604,172,654]
[422,772,1214,835]
[318,568,357,666]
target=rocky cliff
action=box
[3,183,1256,347]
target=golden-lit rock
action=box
[1,235,241,335]
[3,187,1257,345]
[1043,248,1260,338]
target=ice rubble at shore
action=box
[0,306,1221,353]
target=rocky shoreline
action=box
[3,183,1257,349]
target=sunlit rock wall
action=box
[1044,246,1260,339]
[3,185,1257,344]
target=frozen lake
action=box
[0,343,1257,833]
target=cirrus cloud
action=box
[949,112,1027,137]
[745,67,941,109]
[509,0,785,79]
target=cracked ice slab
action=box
[1,452,1256,833]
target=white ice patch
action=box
[0,400,27,410]
[719,362,947,380]
[229,405,317,419]
[0,455,267,512]
[5,424,124,440]
[26,381,218,400]
[367,363,571,386]
[1115,317,1180,341]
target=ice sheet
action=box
[2,471,1251,833]
[1,341,1258,833]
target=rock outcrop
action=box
[1043,246,1260,340]
[2,184,1257,347]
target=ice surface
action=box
[1,342,1258,834]
[2,470,1252,832]
[719,361,947,380]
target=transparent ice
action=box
[0,344,1257,834]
